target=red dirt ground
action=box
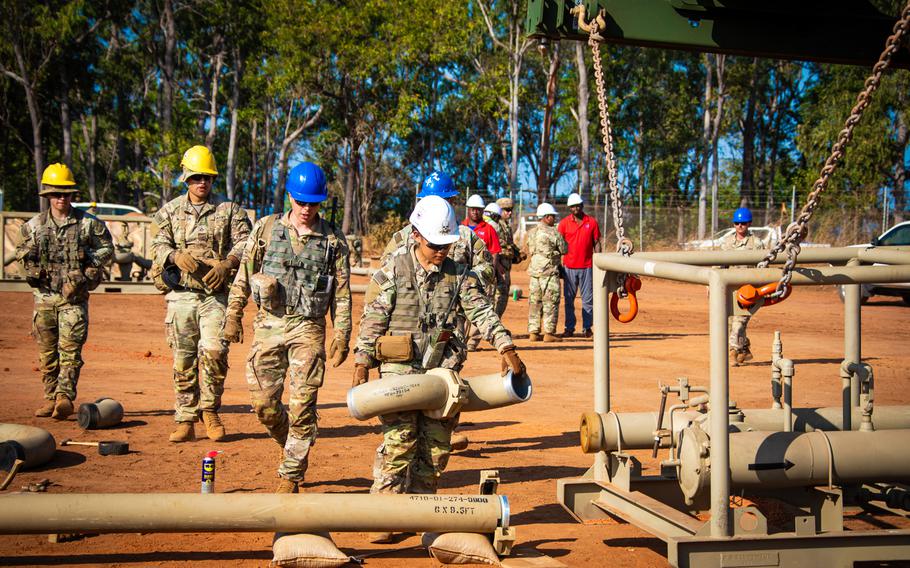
[1,270,908,567]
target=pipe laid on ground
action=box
[78,397,124,430]
[0,424,56,471]
[0,492,509,535]
[347,369,531,421]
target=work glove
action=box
[500,345,526,377]
[202,258,233,290]
[352,364,369,388]
[223,313,243,343]
[84,266,99,281]
[173,251,199,273]
[328,336,350,368]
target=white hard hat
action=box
[409,195,460,246]
[567,192,583,207]
[466,194,485,209]
[536,203,557,217]
[484,202,502,216]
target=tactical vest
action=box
[260,216,336,318]
[25,210,90,293]
[386,251,465,367]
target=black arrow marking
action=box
[748,460,795,471]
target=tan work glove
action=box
[202,258,233,289]
[84,266,99,281]
[500,345,526,377]
[173,251,199,273]
[223,313,243,343]
[352,364,369,388]
[328,336,350,368]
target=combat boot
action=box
[451,433,470,451]
[529,332,542,342]
[34,399,56,418]
[202,411,226,442]
[739,347,754,363]
[730,349,742,367]
[169,422,196,443]
[275,478,298,494]
[543,333,563,343]
[51,395,74,420]
[369,532,394,544]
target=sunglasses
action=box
[292,198,321,208]
[187,175,213,184]
[425,241,451,251]
[45,192,72,199]
[501,208,513,212]
[734,222,750,226]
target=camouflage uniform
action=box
[488,214,519,318]
[151,194,251,423]
[16,210,113,403]
[355,244,512,494]
[226,214,351,483]
[720,231,766,352]
[527,223,567,335]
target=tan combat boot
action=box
[51,395,74,420]
[730,349,741,367]
[529,332,542,342]
[369,532,394,544]
[275,478,298,494]
[543,333,563,343]
[202,411,226,442]
[739,347,754,363]
[34,399,56,418]
[169,422,196,443]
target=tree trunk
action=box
[225,48,243,201]
[698,54,712,240]
[160,0,176,204]
[894,94,908,222]
[80,114,98,201]
[537,43,561,203]
[740,58,759,208]
[711,55,725,236]
[60,67,73,168]
[342,138,361,235]
[10,40,45,204]
[574,43,590,201]
[205,39,224,148]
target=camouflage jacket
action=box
[226,213,352,341]
[151,193,251,290]
[527,223,567,277]
[720,231,766,251]
[355,244,512,375]
[488,215,519,267]
[16,209,113,303]
[381,223,494,289]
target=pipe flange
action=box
[579,412,604,453]
[423,368,468,419]
[677,425,711,506]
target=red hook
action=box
[736,281,792,309]
[610,275,642,323]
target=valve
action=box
[736,281,791,309]
[610,275,642,323]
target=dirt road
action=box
[1,271,908,566]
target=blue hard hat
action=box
[418,170,458,199]
[286,162,328,202]
[733,207,753,224]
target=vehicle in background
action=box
[838,220,910,305]
[682,226,780,251]
[73,202,144,216]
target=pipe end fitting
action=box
[579,412,604,454]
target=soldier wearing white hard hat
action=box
[526,203,568,342]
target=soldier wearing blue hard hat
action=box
[286,161,329,203]
[417,170,458,199]
[721,206,766,365]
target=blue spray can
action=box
[201,450,221,494]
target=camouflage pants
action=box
[729,315,752,351]
[466,280,497,350]
[493,268,511,319]
[371,405,459,495]
[164,291,229,423]
[32,296,88,401]
[528,274,560,334]
[246,311,326,482]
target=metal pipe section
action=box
[0,424,56,471]
[0,493,509,535]
[844,258,862,414]
[462,371,532,412]
[772,358,795,433]
[77,397,124,430]
[771,331,783,409]
[708,273,731,537]
[625,245,910,266]
[592,264,609,480]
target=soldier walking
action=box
[462,194,501,351]
[17,163,113,419]
[722,207,766,365]
[527,203,567,342]
[151,145,251,443]
[492,198,523,317]
[223,162,351,494]
[353,195,525,543]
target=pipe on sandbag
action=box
[0,492,509,535]
[347,368,532,421]
[0,424,56,472]
[78,397,124,430]
[579,405,910,453]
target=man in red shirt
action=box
[462,194,502,350]
[557,192,601,338]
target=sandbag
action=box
[271,532,351,568]
[423,532,500,565]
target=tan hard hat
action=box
[496,197,514,209]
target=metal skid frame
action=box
[558,246,910,567]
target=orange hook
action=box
[610,275,642,323]
[736,281,791,309]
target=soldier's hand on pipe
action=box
[202,258,232,289]
[223,315,243,343]
[173,251,199,273]
[500,345,526,377]
[328,336,349,368]
[352,364,369,387]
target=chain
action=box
[758,2,910,298]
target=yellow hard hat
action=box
[179,145,218,178]
[39,163,78,194]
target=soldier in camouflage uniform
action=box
[721,208,766,365]
[151,145,252,443]
[224,162,351,494]
[487,199,522,318]
[16,163,113,419]
[527,203,568,342]
[353,196,525,543]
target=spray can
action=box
[201,450,221,494]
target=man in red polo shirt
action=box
[463,194,502,350]
[558,192,601,338]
